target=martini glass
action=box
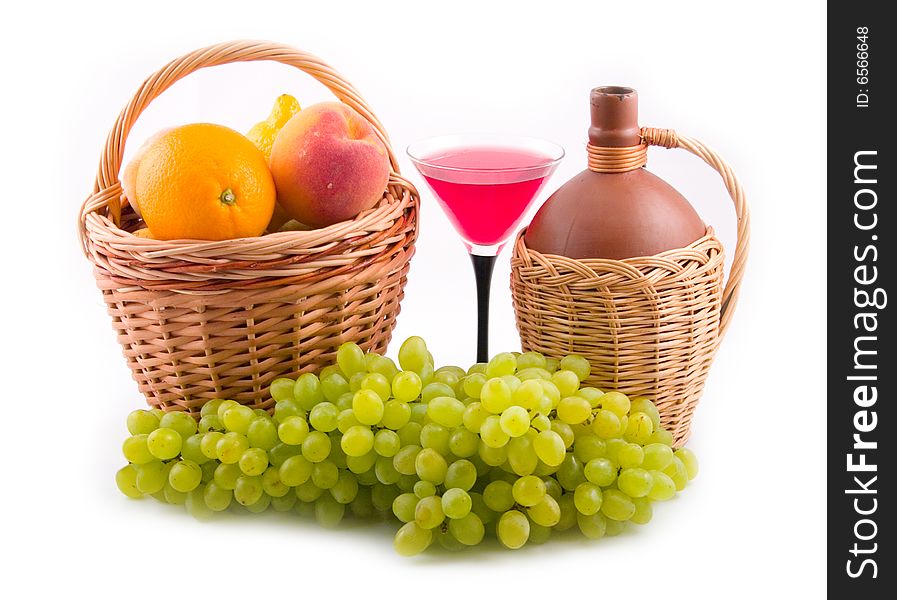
[407,134,564,362]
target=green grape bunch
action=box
[115,336,699,556]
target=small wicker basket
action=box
[511,127,749,446]
[78,41,419,415]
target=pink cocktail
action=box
[408,135,564,361]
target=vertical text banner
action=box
[829,2,893,595]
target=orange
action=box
[132,123,275,241]
[121,127,172,219]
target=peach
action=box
[269,102,390,228]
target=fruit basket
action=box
[511,127,749,446]
[78,41,419,414]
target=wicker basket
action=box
[78,41,419,415]
[511,127,749,446]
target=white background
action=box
[1,1,826,598]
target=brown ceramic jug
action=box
[525,86,705,259]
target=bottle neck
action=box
[587,86,645,173]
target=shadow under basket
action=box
[78,41,419,415]
[511,128,750,447]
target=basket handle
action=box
[78,40,403,245]
[641,127,750,338]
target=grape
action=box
[216,432,249,464]
[516,351,547,370]
[244,493,271,514]
[160,411,198,439]
[601,489,636,521]
[506,435,538,476]
[675,448,699,480]
[555,493,578,531]
[486,352,517,378]
[421,382,454,402]
[343,450,374,474]
[212,462,240,490]
[381,400,412,430]
[480,378,512,414]
[618,443,645,468]
[337,425,373,457]
[483,480,515,512]
[315,495,346,527]
[497,510,530,549]
[441,488,472,519]
[116,465,142,498]
[127,410,160,435]
[239,447,269,477]
[556,396,591,425]
[144,428,181,460]
[556,455,586,491]
[517,367,553,382]
[528,523,552,545]
[462,402,488,433]
[295,480,324,503]
[122,435,154,465]
[301,431,331,463]
[648,428,674,446]
[393,445,421,476]
[480,415,510,448]
[414,495,445,529]
[414,480,437,498]
[293,372,325,409]
[420,423,450,455]
[598,391,630,417]
[573,483,603,515]
[367,354,400,381]
[533,430,566,467]
[398,336,429,373]
[201,399,223,418]
[577,512,607,539]
[448,427,479,458]
[428,396,465,428]
[592,409,622,438]
[271,493,297,512]
[631,497,653,524]
[573,435,606,464]
[584,458,617,486]
[348,371,367,393]
[199,415,224,433]
[169,460,202,493]
[320,373,349,404]
[391,371,422,402]
[577,387,604,408]
[359,372,390,402]
[512,475,546,507]
[415,448,448,485]
[550,420,575,448]
[630,397,661,427]
[409,403,429,424]
[199,431,223,459]
[544,477,563,500]
[527,495,561,527]
[394,522,432,556]
[449,512,485,546]
[368,429,398,458]
[500,406,530,437]
[393,492,419,522]
[179,434,208,465]
[530,413,551,432]
[273,399,303,423]
[642,443,674,471]
[605,517,626,537]
[479,440,509,466]
[625,412,654,444]
[550,370,579,397]
[244,418,276,451]
[270,379,296,403]
[312,460,339,489]
[135,461,167,494]
[352,389,384,426]
[444,459,477,491]
[560,355,591,381]
[462,373,486,399]
[336,342,366,376]
[309,402,339,433]
[261,466,289,498]
[663,456,689,491]
[647,470,677,501]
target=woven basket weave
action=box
[78,41,419,415]
[511,127,749,446]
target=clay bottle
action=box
[525,86,705,259]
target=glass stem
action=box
[470,254,497,363]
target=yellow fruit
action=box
[133,228,155,239]
[134,123,276,241]
[248,94,301,232]
[247,94,301,162]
